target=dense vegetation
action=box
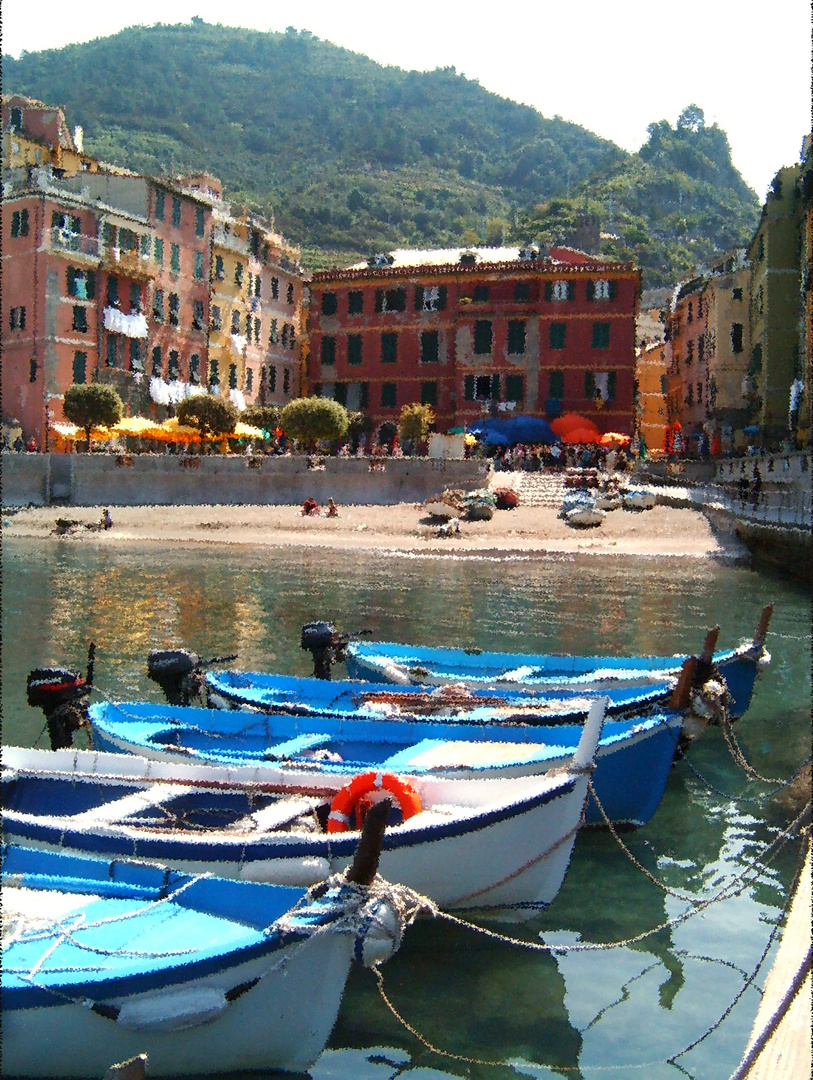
[6,20,760,286]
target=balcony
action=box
[101,246,158,281]
[47,228,100,263]
[212,225,249,256]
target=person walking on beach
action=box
[750,464,762,510]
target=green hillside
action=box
[5,21,760,284]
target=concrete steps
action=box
[487,470,569,508]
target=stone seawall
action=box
[1,453,489,508]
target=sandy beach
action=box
[2,500,746,560]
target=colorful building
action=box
[635,341,669,455]
[307,246,640,435]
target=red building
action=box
[307,246,640,435]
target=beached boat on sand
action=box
[1,831,412,1077]
[3,701,604,920]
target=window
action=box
[152,346,163,376]
[170,244,181,274]
[195,206,205,237]
[267,365,277,393]
[246,368,254,393]
[215,255,224,280]
[164,350,178,380]
[333,382,348,405]
[269,318,278,344]
[591,322,610,349]
[9,305,26,330]
[587,279,615,301]
[129,339,143,372]
[321,337,336,366]
[421,330,439,363]
[194,251,205,280]
[381,382,397,408]
[211,305,222,331]
[154,189,165,220]
[732,287,743,301]
[347,334,363,365]
[154,237,164,266]
[73,351,87,384]
[473,320,492,355]
[254,317,261,344]
[254,276,262,299]
[9,106,23,131]
[235,263,243,287]
[287,326,295,350]
[507,321,526,355]
[549,322,566,350]
[231,310,241,334]
[381,332,398,363]
[505,374,524,402]
[698,335,705,364]
[245,313,252,338]
[281,324,289,347]
[687,302,693,324]
[168,293,180,327]
[209,358,219,386]
[283,368,290,395]
[29,357,38,383]
[686,340,694,365]
[67,267,94,299]
[322,292,338,315]
[129,282,142,311]
[376,287,406,313]
[192,300,205,330]
[271,277,279,299]
[464,374,475,401]
[171,197,181,228]
[229,364,238,390]
[548,370,565,398]
[348,290,364,314]
[731,323,744,353]
[11,209,29,237]
[152,289,164,322]
[106,276,119,306]
[189,354,200,385]
[421,381,438,406]
[415,285,447,311]
[286,283,294,304]
[472,284,489,302]
[546,280,571,301]
[71,306,87,333]
[585,370,616,401]
[513,282,531,302]
[697,381,703,404]
[106,335,119,368]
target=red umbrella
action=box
[561,428,602,444]
[550,413,600,437]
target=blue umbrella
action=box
[482,428,510,445]
[504,416,558,444]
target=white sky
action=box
[4,1,810,199]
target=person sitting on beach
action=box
[100,508,113,530]
[326,498,339,517]
[301,498,320,516]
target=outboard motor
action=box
[301,622,342,680]
[147,649,204,705]
[27,667,89,750]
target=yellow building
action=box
[635,341,669,455]
[3,95,102,176]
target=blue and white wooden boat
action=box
[84,695,679,827]
[2,842,410,1077]
[4,701,604,920]
[339,606,773,720]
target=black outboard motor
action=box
[27,667,89,750]
[147,649,204,705]
[301,622,342,680]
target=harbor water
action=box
[1,538,810,1080]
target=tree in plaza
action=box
[242,404,281,436]
[63,383,124,450]
[398,403,435,453]
[280,397,348,450]
[346,410,375,450]
[177,395,239,440]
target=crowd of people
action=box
[489,442,629,473]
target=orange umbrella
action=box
[599,432,631,447]
[561,428,602,444]
[550,413,600,437]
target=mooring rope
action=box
[679,752,812,804]
[719,713,788,784]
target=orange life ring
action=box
[327,771,422,833]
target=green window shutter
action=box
[568,281,577,301]
[491,373,501,400]
[549,370,564,398]
[67,266,76,296]
[505,374,523,402]
[437,285,447,310]
[421,381,437,406]
[360,383,369,408]
[608,371,617,400]
[544,282,552,301]
[585,371,595,399]
[464,374,475,401]
[609,281,618,300]
[586,281,594,301]
[414,286,424,310]
[375,289,384,313]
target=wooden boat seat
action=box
[263,733,332,760]
[383,738,551,771]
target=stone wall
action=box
[1,453,489,508]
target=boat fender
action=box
[756,650,771,675]
[327,772,422,833]
[114,986,229,1032]
[238,856,331,886]
[354,895,404,967]
[378,659,414,686]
